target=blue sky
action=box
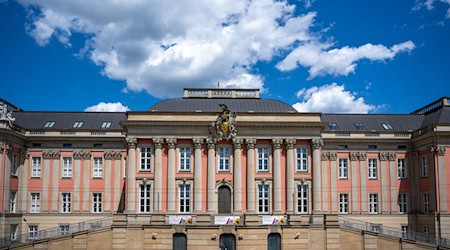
[1,0,449,113]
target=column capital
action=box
[286,138,296,149]
[21,149,30,159]
[113,151,122,160]
[245,138,256,149]
[232,138,243,149]
[193,138,204,149]
[166,138,177,149]
[350,152,359,161]
[272,138,283,149]
[153,137,164,149]
[431,146,446,156]
[127,137,137,149]
[328,152,337,161]
[104,151,113,160]
[311,138,323,150]
[42,150,53,159]
[379,152,388,161]
[206,138,217,149]
[388,152,396,161]
[358,152,367,161]
[321,152,328,161]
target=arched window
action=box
[219,233,236,250]
[218,185,231,214]
[173,233,187,250]
[268,233,281,250]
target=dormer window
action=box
[328,123,337,130]
[73,121,84,128]
[382,123,393,130]
[354,123,366,130]
[44,121,55,128]
[101,122,112,128]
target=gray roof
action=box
[12,112,127,130]
[148,98,298,113]
[321,114,424,132]
[421,107,450,127]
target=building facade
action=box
[0,91,449,249]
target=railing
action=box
[0,217,113,248]
[339,217,449,247]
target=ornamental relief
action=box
[209,104,237,141]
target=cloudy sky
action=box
[1,0,449,113]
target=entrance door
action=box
[219,233,236,250]
[173,233,187,250]
[218,186,231,214]
[268,233,281,250]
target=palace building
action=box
[0,90,449,249]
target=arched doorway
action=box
[218,185,231,214]
[219,233,236,250]
[172,233,187,250]
[268,233,281,250]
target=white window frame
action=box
[92,193,102,213]
[11,154,19,176]
[422,192,430,213]
[60,225,70,236]
[93,157,103,178]
[31,157,41,178]
[179,183,191,213]
[140,147,152,171]
[258,183,270,214]
[30,193,40,213]
[218,147,231,171]
[421,157,428,177]
[296,147,308,172]
[397,158,407,179]
[398,193,408,214]
[28,225,38,240]
[10,191,16,213]
[62,157,72,178]
[338,158,348,179]
[10,224,18,241]
[178,147,192,171]
[257,147,269,171]
[61,192,71,213]
[139,183,152,213]
[339,193,349,214]
[297,184,308,214]
[368,158,378,179]
[401,225,409,238]
[368,193,378,214]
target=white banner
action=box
[262,215,286,225]
[214,216,241,225]
[168,215,193,225]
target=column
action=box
[246,138,256,213]
[18,150,29,213]
[193,138,204,213]
[379,153,388,213]
[409,151,419,213]
[329,152,337,212]
[104,152,113,212]
[126,137,137,213]
[113,152,122,212]
[166,138,177,213]
[350,152,359,213]
[272,138,283,213]
[436,146,447,212]
[42,150,52,212]
[207,138,216,213]
[233,138,243,213]
[321,153,329,212]
[153,138,163,213]
[359,153,367,212]
[73,151,82,212]
[51,152,60,212]
[82,151,91,212]
[388,153,397,213]
[311,138,323,213]
[285,138,296,214]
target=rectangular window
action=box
[401,225,409,239]
[338,145,348,150]
[62,157,72,178]
[258,184,270,213]
[140,147,152,171]
[258,147,269,171]
[368,145,377,150]
[422,192,430,213]
[28,225,39,240]
[338,158,348,179]
[339,193,349,214]
[93,157,103,178]
[369,193,378,214]
[10,191,16,213]
[397,158,407,179]
[179,147,191,171]
[218,147,230,171]
[30,193,40,213]
[92,193,102,213]
[371,224,382,233]
[31,157,41,178]
[398,193,408,214]
[139,184,151,213]
[61,193,71,213]
[421,157,428,177]
[296,147,308,171]
[10,224,18,241]
[11,154,19,176]
[368,159,377,179]
[297,184,308,214]
[179,184,191,213]
[60,225,70,236]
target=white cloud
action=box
[413,0,450,18]
[292,83,376,113]
[84,102,129,112]
[277,41,415,78]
